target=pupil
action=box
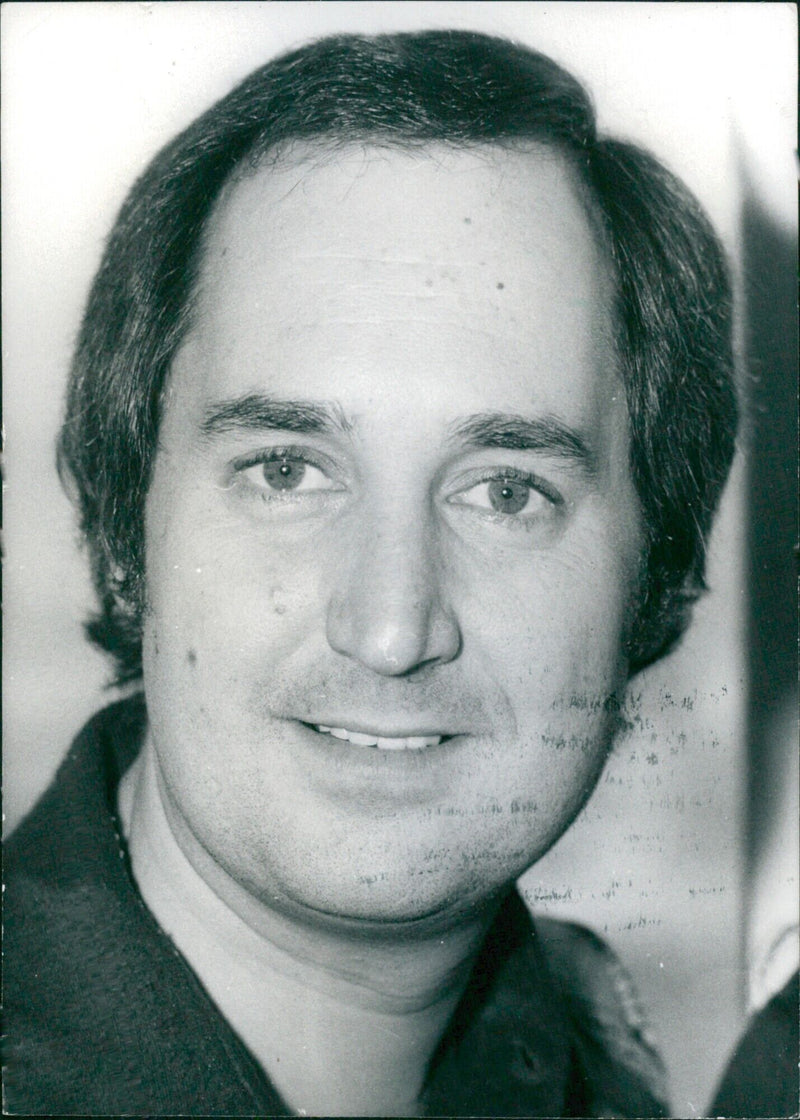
[488,478,529,514]
[262,459,305,490]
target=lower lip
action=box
[288,719,464,792]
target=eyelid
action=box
[232,443,340,478]
[448,465,564,508]
[229,443,348,501]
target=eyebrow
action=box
[449,412,597,475]
[200,394,352,438]
[200,395,596,475]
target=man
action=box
[4,30,737,1116]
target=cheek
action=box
[144,490,326,671]
[448,543,632,821]
[462,538,636,702]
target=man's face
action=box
[143,145,643,929]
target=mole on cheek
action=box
[496,281,505,290]
[186,649,197,667]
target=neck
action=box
[118,739,501,1113]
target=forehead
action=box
[179,143,618,432]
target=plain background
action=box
[3,3,797,1115]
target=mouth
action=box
[301,722,452,751]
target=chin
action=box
[253,862,502,935]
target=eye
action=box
[237,452,338,495]
[481,478,534,515]
[452,472,553,518]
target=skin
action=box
[125,143,644,1112]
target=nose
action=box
[325,506,461,677]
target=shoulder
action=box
[3,698,148,1112]
[533,914,670,1117]
[710,969,799,1118]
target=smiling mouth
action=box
[304,723,450,751]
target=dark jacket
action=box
[3,697,669,1116]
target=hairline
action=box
[179,133,624,407]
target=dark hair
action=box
[58,30,737,682]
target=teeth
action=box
[376,736,406,751]
[312,725,443,750]
[345,731,380,747]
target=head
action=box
[59,32,737,926]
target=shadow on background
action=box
[743,188,797,880]
[714,185,800,1118]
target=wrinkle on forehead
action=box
[187,140,620,399]
[204,151,609,288]
[179,142,622,448]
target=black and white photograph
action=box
[3,3,797,1116]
